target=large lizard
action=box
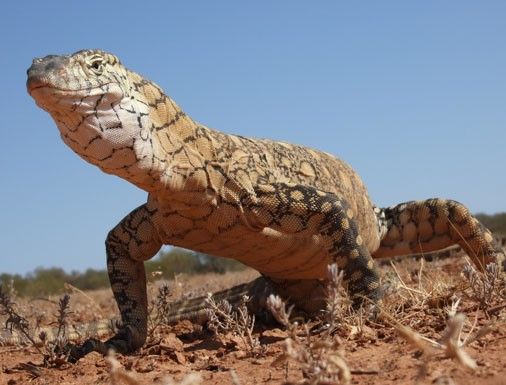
[26,49,505,361]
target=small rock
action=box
[160,333,184,352]
[234,350,248,359]
[134,359,155,373]
[169,351,187,365]
[262,328,288,339]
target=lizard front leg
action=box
[69,204,161,362]
[243,183,382,305]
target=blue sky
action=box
[1,1,505,275]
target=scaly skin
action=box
[26,49,506,361]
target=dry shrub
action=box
[0,286,75,367]
[462,262,506,310]
[205,294,260,355]
[0,284,37,349]
[147,283,173,340]
[267,264,352,385]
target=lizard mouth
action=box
[27,82,123,113]
[26,76,59,95]
[26,78,46,93]
[27,85,84,109]
[27,80,115,95]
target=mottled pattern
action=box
[26,49,505,360]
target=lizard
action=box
[25,49,506,361]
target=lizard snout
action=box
[26,54,69,92]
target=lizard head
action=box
[27,49,160,188]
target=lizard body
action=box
[26,50,505,360]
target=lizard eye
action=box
[88,57,105,75]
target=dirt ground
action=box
[1,256,506,385]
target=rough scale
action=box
[26,49,505,361]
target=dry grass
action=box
[376,255,506,383]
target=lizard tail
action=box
[373,199,506,271]
[0,318,118,347]
[165,277,273,325]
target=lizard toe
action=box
[67,325,145,363]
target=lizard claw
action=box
[67,338,104,363]
[67,325,145,363]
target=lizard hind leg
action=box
[244,183,383,306]
[373,199,506,271]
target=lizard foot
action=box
[67,325,144,363]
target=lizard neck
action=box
[42,67,216,195]
[128,73,215,195]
